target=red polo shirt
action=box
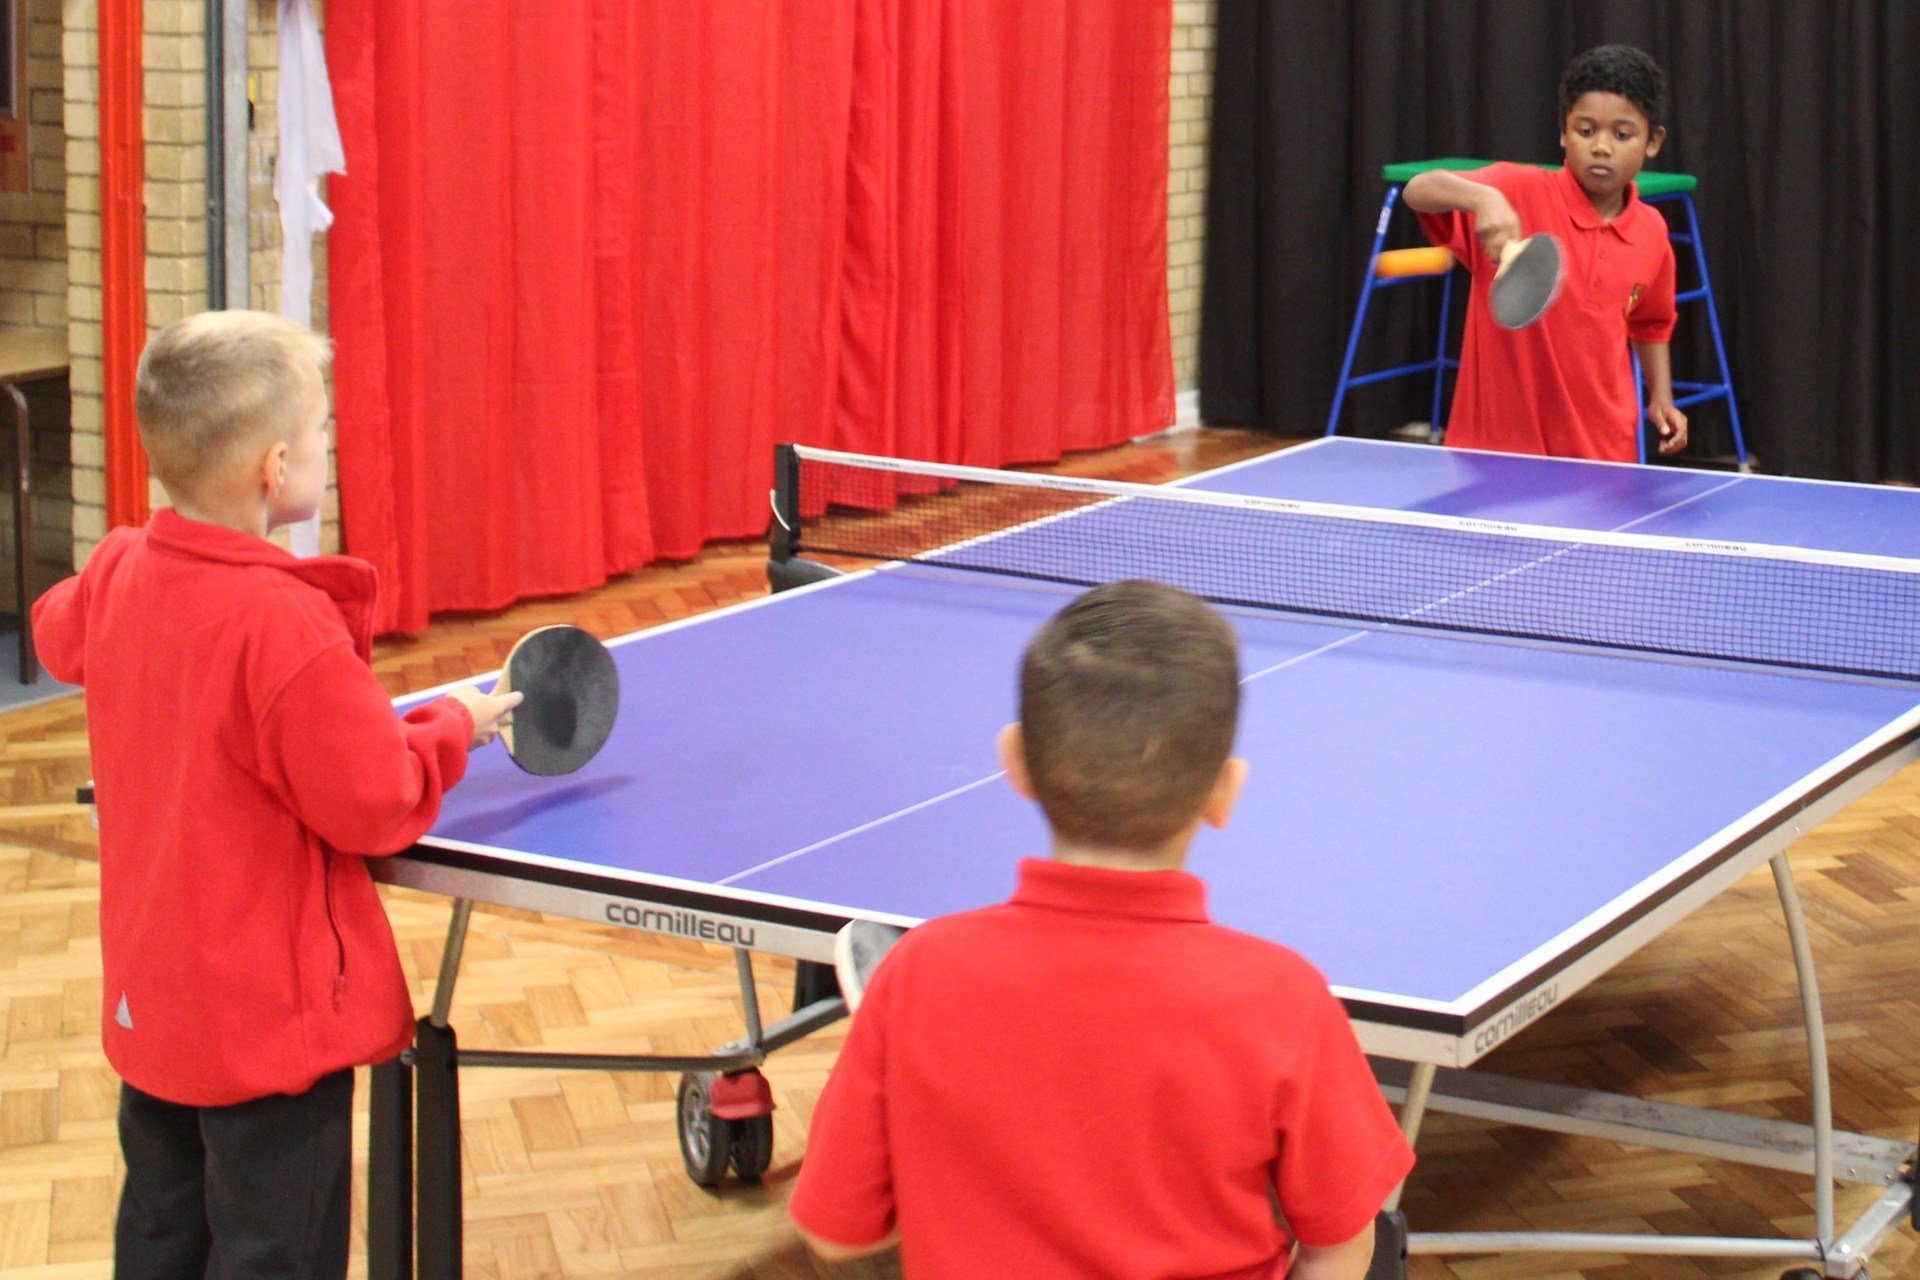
[1419,162,1678,462]
[791,858,1414,1278]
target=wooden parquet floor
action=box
[0,429,1916,1279]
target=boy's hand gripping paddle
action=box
[495,625,620,775]
[1490,234,1563,330]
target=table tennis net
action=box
[781,445,1920,682]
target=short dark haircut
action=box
[1018,580,1241,851]
[1558,44,1667,133]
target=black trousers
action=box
[114,1068,354,1280]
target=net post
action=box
[770,444,803,565]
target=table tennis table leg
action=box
[1368,1062,1431,1280]
[1384,1061,1434,1213]
[413,898,472,1280]
[1769,854,1840,1263]
[1374,852,1905,1280]
[792,959,839,1010]
[413,1020,461,1280]
[1363,1210,1408,1280]
[367,1055,414,1280]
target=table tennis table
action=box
[368,436,1920,1280]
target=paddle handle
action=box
[490,668,516,754]
[1496,236,1529,277]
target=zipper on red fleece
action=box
[323,857,347,1010]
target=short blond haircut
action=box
[135,310,332,493]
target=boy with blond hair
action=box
[791,580,1415,1279]
[33,310,516,1279]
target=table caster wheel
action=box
[677,1071,732,1187]
[728,1112,775,1181]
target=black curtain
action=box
[1200,1,1919,481]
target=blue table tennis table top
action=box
[407,439,1920,1055]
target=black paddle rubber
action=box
[496,625,620,776]
[1490,234,1563,330]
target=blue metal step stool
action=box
[1324,158,1748,468]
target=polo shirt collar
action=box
[1011,857,1210,923]
[1554,163,1652,244]
[147,508,382,660]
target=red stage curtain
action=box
[328,1,1172,633]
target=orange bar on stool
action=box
[1374,247,1456,279]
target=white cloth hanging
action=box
[276,0,345,557]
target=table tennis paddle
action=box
[1490,234,1562,329]
[834,919,907,1013]
[494,625,620,775]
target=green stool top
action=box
[1380,158,1697,197]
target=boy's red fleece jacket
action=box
[33,510,474,1106]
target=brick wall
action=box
[62,0,324,567]
[0,0,67,334]
[1168,0,1216,420]
[62,0,100,561]
[0,0,72,593]
[143,0,210,534]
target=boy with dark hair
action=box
[1403,44,1686,462]
[790,580,1415,1278]
[32,310,518,1279]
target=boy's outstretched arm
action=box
[263,643,488,855]
[29,575,84,685]
[790,960,900,1260]
[1402,171,1524,263]
[1633,340,1689,454]
[1290,1219,1378,1280]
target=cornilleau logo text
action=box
[605,902,757,947]
[1472,984,1559,1055]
